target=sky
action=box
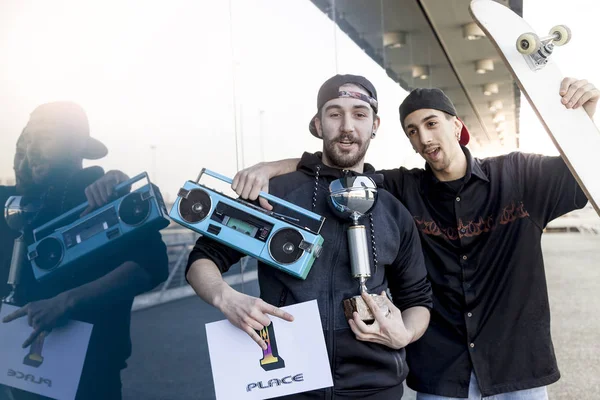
[0,0,598,201]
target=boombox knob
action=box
[283,243,296,254]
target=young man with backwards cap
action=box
[230,78,599,399]
[0,101,169,400]
[186,74,433,399]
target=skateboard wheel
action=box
[550,25,571,46]
[516,32,539,55]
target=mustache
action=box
[333,134,360,143]
[422,144,440,152]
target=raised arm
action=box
[559,77,598,118]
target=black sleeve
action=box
[385,206,433,312]
[377,168,406,203]
[510,152,588,228]
[185,236,245,281]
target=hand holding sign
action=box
[3,292,72,347]
[217,287,294,350]
[206,300,332,399]
[0,304,92,400]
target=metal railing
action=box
[159,241,195,292]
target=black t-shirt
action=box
[380,147,587,397]
[440,177,464,194]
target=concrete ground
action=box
[123,232,600,399]
[545,233,600,399]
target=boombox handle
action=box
[197,168,325,224]
[33,172,151,239]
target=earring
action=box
[371,131,376,138]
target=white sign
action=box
[0,304,93,400]
[206,300,333,399]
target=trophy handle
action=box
[347,225,371,285]
[7,235,26,287]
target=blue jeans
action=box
[416,372,548,400]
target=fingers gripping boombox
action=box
[27,172,170,282]
[169,169,325,280]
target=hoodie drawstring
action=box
[311,165,321,212]
[368,213,379,275]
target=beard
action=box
[425,153,451,172]
[24,157,80,197]
[323,133,370,169]
[15,172,37,196]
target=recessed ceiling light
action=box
[463,22,485,40]
[489,100,503,112]
[412,65,430,80]
[483,83,499,96]
[383,31,407,49]
[475,59,494,74]
[493,113,506,123]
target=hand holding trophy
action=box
[328,176,390,323]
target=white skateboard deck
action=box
[470,0,600,217]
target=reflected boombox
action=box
[27,172,170,282]
[169,169,325,280]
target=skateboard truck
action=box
[516,25,571,71]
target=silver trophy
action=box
[329,176,389,323]
[3,196,41,305]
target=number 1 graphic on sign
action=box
[23,331,47,368]
[258,323,285,371]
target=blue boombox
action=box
[169,169,325,280]
[27,172,170,282]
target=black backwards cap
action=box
[399,87,470,145]
[308,74,378,138]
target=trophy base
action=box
[343,293,389,324]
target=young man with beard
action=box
[185,74,433,399]
[0,101,169,400]
[230,77,599,399]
